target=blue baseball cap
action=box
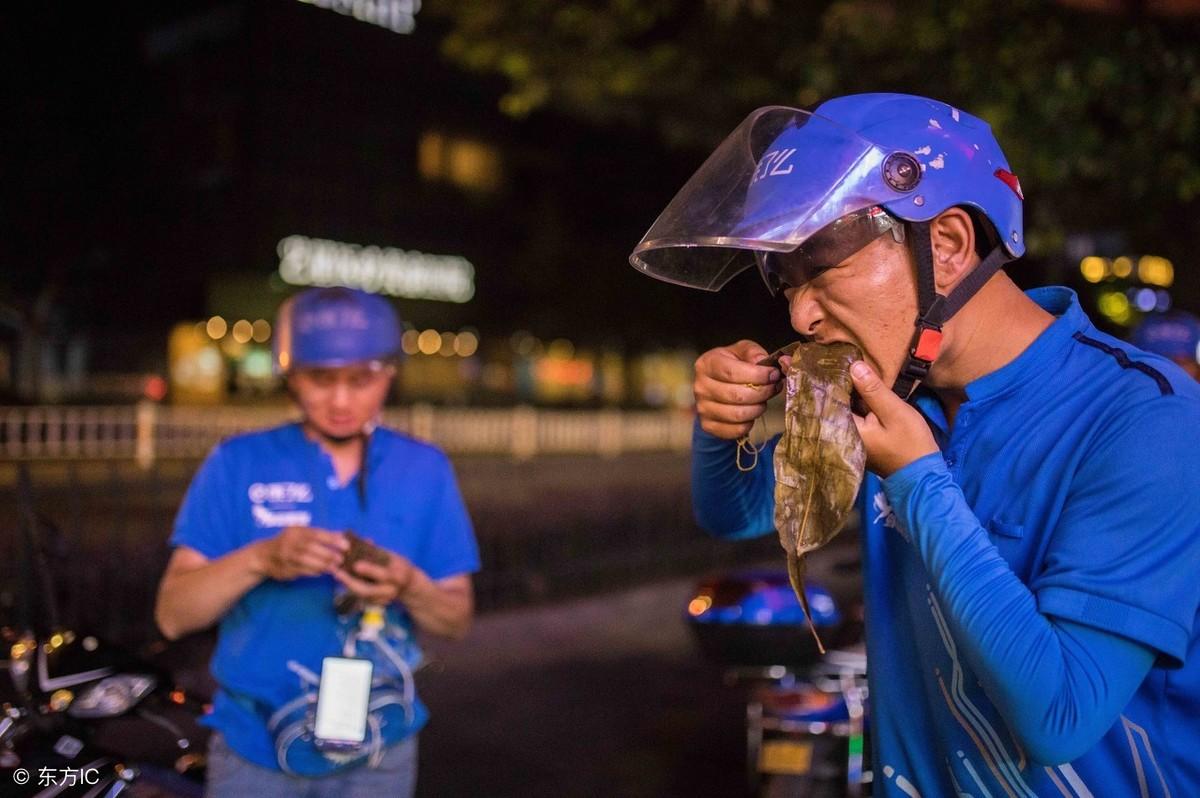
[273,287,403,375]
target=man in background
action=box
[155,286,479,798]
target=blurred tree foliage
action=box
[429,0,1200,255]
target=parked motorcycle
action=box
[685,556,869,797]
[1,465,208,797]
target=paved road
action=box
[414,529,861,798]
[416,573,752,798]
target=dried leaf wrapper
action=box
[769,342,866,652]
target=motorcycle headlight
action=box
[67,674,157,718]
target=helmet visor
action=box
[629,106,895,291]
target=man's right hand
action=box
[255,526,349,581]
[693,340,784,440]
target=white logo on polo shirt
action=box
[251,505,312,528]
[248,482,314,504]
[248,481,314,527]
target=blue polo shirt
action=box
[692,287,1200,797]
[170,423,480,770]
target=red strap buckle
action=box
[913,327,943,363]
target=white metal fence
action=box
[0,403,701,464]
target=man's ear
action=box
[929,207,978,294]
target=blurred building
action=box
[168,309,699,408]
[4,0,798,405]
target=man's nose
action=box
[329,381,353,407]
[787,284,822,336]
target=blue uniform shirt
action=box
[692,287,1200,797]
[170,423,480,770]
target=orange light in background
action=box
[448,139,502,192]
[454,331,479,357]
[536,358,594,387]
[1137,255,1174,287]
[688,596,713,616]
[170,690,186,705]
[170,322,228,404]
[439,332,456,357]
[401,329,420,356]
[419,131,502,192]
[417,132,445,181]
[49,689,73,712]
[417,329,441,356]
[1111,256,1133,279]
[232,320,253,344]
[206,316,228,339]
[251,319,271,343]
[1079,256,1107,283]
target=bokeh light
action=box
[401,329,420,356]
[1097,291,1133,325]
[1079,256,1106,283]
[251,319,271,343]
[1137,255,1174,287]
[232,320,253,344]
[455,331,479,357]
[417,329,441,355]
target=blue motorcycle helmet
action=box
[629,93,1026,398]
[1131,311,1200,363]
[273,287,403,375]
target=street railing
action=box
[0,403,705,464]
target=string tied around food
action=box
[735,413,768,472]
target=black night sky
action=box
[5,2,800,378]
[4,1,1191,388]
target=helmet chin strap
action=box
[891,221,1013,400]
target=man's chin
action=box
[309,421,364,442]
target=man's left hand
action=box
[334,550,416,605]
[849,360,939,477]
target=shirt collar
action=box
[288,420,381,488]
[963,286,1089,402]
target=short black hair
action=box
[965,207,1000,259]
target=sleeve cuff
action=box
[426,557,482,581]
[167,535,225,561]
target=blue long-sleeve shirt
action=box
[691,287,1200,797]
